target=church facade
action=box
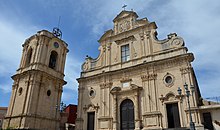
[75,11,206,130]
[3,30,68,129]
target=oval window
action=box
[54,42,59,48]
[89,89,95,98]
[47,90,51,96]
[165,76,173,84]
[18,87,23,95]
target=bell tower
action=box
[3,30,68,129]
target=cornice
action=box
[79,52,194,81]
[12,69,66,85]
[99,23,154,43]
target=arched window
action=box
[49,51,58,69]
[25,48,33,66]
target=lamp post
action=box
[177,83,195,130]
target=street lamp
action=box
[177,83,195,130]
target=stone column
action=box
[139,33,145,57]
[36,43,44,63]
[145,30,153,56]
[135,94,140,130]
[19,48,26,68]
[113,94,117,130]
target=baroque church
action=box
[2,10,220,130]
[75,10,220,130]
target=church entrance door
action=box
[87,112,95,130]
[166,103,181,128]
[120,99,135,130]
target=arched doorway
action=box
[120,99,135,130]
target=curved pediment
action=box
[98,29,113,42]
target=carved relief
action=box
[118,20,131,33]
[141,73,157,81]
[100,82,113,89]
[171,37,184,48]
[114,45,119,62]
[120,77,132,83]
[145,31,151,39]
[159,92,177,105]
[82,59,89,71]
[131,42,137,58]
[83,103,99,112]
[139,33,144,40]
[106,42,112,50]
[180,66,192,74]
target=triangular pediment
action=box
[113,10,138,22]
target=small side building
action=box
[60,104,77,130]
[0,107,7,129]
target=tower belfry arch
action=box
[3,30,69,129]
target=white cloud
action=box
[64,55,82,91]
[0,84,12,94]
[0,19,34,95]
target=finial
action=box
[122,4,127,11]
[58,16,61,28]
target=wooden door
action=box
[203,112,213,130]
[87,112,95,130]
[166,103,181,128]
[120,99,135,130]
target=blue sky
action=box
[0,0,220,107]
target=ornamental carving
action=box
[106,42,112,50]
[172,38,182,46]
[118,20,131,33]
[120,77,132,83]
[139,32,144,40]
[100,82,113,89]
[180,66,192,74]
[83,103,99,112]
[159,92,177,105]
[141,73,157,81]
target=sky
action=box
[0,0,220,107]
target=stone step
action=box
[163,128,189,130]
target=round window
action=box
[54,42,59,48]
[89,89,95,97]
[47,90,51,96]
[18,87,23,95]
[165,76,173,84]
